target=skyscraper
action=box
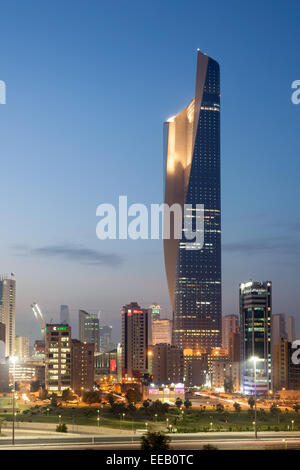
[286,315,296,343]
[15,336,30,362]
[222,314,239,350]
[99,325,113,352]
[78,310,100,352]
[121,302,149,379]
[152,319,172,345]
[0,277,16,357]
[71,339,94,394]
[45,324,71,394]
[164,50,221,352]
[240,281,272,395]
[60,305,70,325]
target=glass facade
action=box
[240,281,272,395]
[164,51,221,353]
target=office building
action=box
[71,339,94,394]
[287,315,296,343]
[121,302,149,379]
[78,310,100,352]
[148,304,161,322]
[211,361,240,392]
[272,313,287,348]
[152,343,184,384]
[94,344,122,383]
[152,319,172,345]
[240,281,272,395]
[164,50,221,353]
[222,315,239,350]
[60,305,70,325]
[15,336,30,363]
[0,276,16,357]
[99,325,113,352]
[45,324,71,394]
[273,337,289,392]
[228,329,240,362]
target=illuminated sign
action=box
[110,359,116,372]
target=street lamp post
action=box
[250,356,264,439]
[10,355,18,445]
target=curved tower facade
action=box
[164,50,221,352]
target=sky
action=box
[0,0,300,342]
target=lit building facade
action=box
[78,310,100,352]
[60,305,70,325]
[148,304,161,322]
[71,339,94,394]
[240,281,272,395]
[45,324,71,393]
[152,343,184,384]
[222,315,239,350]
[148,383,185,404]
[15,336,30,363]
[211,361,240,392]
[99,325,113,352]
[164,50,221,354]
[94,344,122,383]
[121,302,149,379]
[0,277,16,357]
[152,319,172,345]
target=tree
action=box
[51,393,58,407]
[107,393,115,407]
[248,396,255,410]
[39,388,48,400]
[184,399,192,410]
[293,403,300,412]
[61,389,74,402]
[82,391,102,404]
[175,397,183,409]
[141,432,170,451]
[30,380,41,393]
[233,402,241,413]
[125,388,142,405]
[224,376,234,394]
[216,403,224,413]
[56,423,68,433]
[143,399,150,409]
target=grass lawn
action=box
[1,407,300,433]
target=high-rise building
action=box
[78,310,100,352]
[211,361,240,392]
[60,305,70,325]
[287,315,296,343]
[152,319,172,345]
[228,329,240,362]
[99,325,113,352]
[15,336,30,362]
[94,344,122,383]
[148,304,161,322]
[222,315,239,350]
[164,50,221,352]
[272,313,287,348]
[152,343,184,384]
[0,277,16,357]
[45,324,71,394]
[121,302,149,379]
[71,339,94,394]
[273,337,289,392]
[240,281,272,395]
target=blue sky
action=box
[0,0,300,341]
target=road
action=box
[1,431,300,450]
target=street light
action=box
[249,356,264,439]
[9,355,18,445]
[291,420,294,431]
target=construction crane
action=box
[31,302,46,339]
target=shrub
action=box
[56,423,68,433]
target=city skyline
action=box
[0,1,299,343]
